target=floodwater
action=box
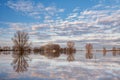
[0,51,120,80]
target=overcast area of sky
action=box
[0,0,120,49]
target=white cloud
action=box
[45,6,56,11]
[1,2,120,47]
[73,7,80,12]
[67,13,78,19]
[7,0,33,12]
[31,24,49,30]
[98,0,120,4]
[7,0,64,19]
[49,4,120,47]
[58,9,65,12]
[7,22,31,31]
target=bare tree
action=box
[85,43,93,59]
[66,41,75,61]
[11,51,30,73]
[67,41,75,48]
[12,31,31,51]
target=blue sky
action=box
[0,0,120,48]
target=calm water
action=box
[0,51,120,80]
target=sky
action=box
[0,0,120,49]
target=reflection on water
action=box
[85,43,93,59]
[112,47,117,56]
[0,50,120,80]
[0,31,120,79]
[0,51,10,55]
[33,42,76,61]
[118,48,120,55]
[66,41,76,61]
[11,51,31,73]
[103,47,107,56]
[66,48,76,61]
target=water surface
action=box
[0,51,120,80]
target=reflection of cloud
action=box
[31,72,48,78]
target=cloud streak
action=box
[0,0,120,48]
[7,0,64,19]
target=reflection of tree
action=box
[12,31,31,51]
[119,48,120,55]
[66,41,76,61]
[0,46,2,51]
[67,48,75,61]
[85,53,93,59]
[0,51,2,55]
[112,47,116,56]
[85,43,93,59]
[103,47,107,56]
[11,51,30,73]
[2,51,10,55]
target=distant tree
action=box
[12,31,31,51]
[66,41,75,61]
[38,43,61,58]
[67,41,75,48]
[85,43,93,59]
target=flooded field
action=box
[0,51,120,80]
